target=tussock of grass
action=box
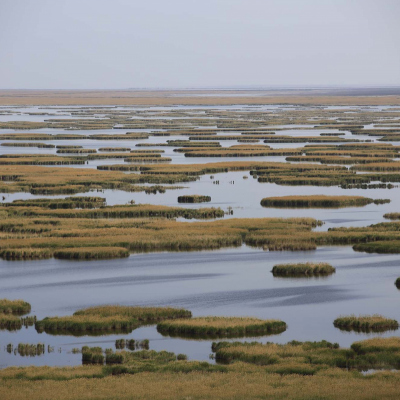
[271,262,335,277]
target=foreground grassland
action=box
[2,337,400,399]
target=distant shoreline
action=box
[1,88,400,106]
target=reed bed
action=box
[4,196,106,209]
[286,156,393,165]
[351,162,400,171]
[334,315,399,332]
[157,317,286,338]
[351,337,400,354]
[4,204,225,220]
[74,306,192,321]
[396,277,400,288]
[56,145,83,149]
[213,336,400,372]
[188,135,275,141]
[0,157,85,166]
[56,149,97,154]
[1,248,53,260]
[271,262,335,277]
[0,217,323,256]
[177,195,211,203]
[262,136,361,143]
[53,247,129,260]
[260,195,389,208]
[184,149,303,157]
[353,241,400,254]
[1,142,55,148]
[98,147,131,152]
[384,213,400,220]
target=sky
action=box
[0,0,399,89]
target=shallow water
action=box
[1,104,400,368]
[1,246,400,367]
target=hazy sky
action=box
[1,0,399,89]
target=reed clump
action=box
[177,195,211,203]
[115,339,149,350]
[157,317,286,338]
[271,262,335,277]
[260,195,389,208]
[16,343,45,357]
[0,315,22,330]
[333,315,399,332]
[82,346,105,364]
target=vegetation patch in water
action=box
[395,277,400,289]
[353,241,400,254]
[260,195,389,208]
[334,315,399,332]
[0,299,31,315]
[35,306,192,334]
[271,262,335,277]
[1,248,53,260]
[157,317,286,338]
[177,195,211,203]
